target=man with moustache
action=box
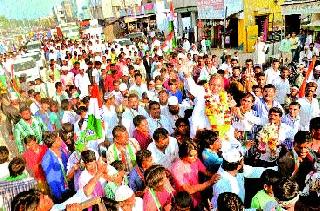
[14,106,47,153]
[161,96,186,130]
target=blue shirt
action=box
[202,149,223,172]
[35,111,55,132]
[169,90,183,104]
[41,149,68,202]
[128,166,145,192]
[253,98,284,123]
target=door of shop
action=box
[228,18,239,48]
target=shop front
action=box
[282,0,320,48]
[282,0,320,34]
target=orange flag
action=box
[299,57,316,98]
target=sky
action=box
[0,0,63,19]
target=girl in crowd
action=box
[143,164,174,211]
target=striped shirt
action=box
[0,177,37,211]
[14,117,47,153]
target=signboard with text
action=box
[197,0,224,19]
[282,2,320,15]
[144,3,156,14]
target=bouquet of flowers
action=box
[0,75,7,95]
[257,124,280,161]
[301,170,320,197]
[205,91,231,138]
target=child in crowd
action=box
[168,79,183,104]
[61,99,79,125]
[104,160,128,200]
[251,169,281,210]
[200,130,223,172]
[34,78,47,98]
[22,135,48,192]
[3,157,28,182]
[49,101,63,131]
[0,146,10,180]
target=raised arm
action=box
[184,73,205,98]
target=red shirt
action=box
[224,77,230,90]
[70,67,80,75]
[132,129,152,150]
[103,65,122,92]
[22,145,48,182]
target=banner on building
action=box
[144,3,156,14]
[197,0,243,20]
[282,2,320,15]
[135,5,143,16]
[197,0,224,19]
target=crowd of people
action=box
[0,32,319,211]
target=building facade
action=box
[240,0,285,52]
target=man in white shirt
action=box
[48,48,57,61]
[266,107,294,146]
[74,67,91,99]
[298,82,320,131]
[307,43,319,61]
[161,96,186,130]
[308,65,320,97]
[264,59,280,84]
[147,128,179,168]
[30,92,41,115]
[129,73,148,99]
[102,92,119,141]
[151,37,161,53]
[219,55,232,75]
[91,61,102,86]
[134,58,147,79]
[182,38,191,53]
[0,146,9,180]
[273,66,290,105]
[189,44,199,58]
[211,149,277,209]
[79,150,119,197]
[232,93,263,132]
[115,185,143,211]
[200,37,207,54]
[122,93,149,136]
[282,102,301,137]
[147,101,173,136]
[106,125,141,171]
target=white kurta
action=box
[161,105,186,130]
[254,41,266,65]
[129,84,148,99]
[74,73,91,99]
[185,77,211,137]
[232,110,262,132]
[273,77,290,105]
[147,137,179,168]
[147,115,174,136]
[211,165,277,209]
[264,68,280,85]
[121,106,149,137]
[101,105,119,140]
[297,97,320,131]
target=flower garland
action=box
[204,90,231,137]
[301,171,320,197]
[0,75,7,95]
[257,123,280,161]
